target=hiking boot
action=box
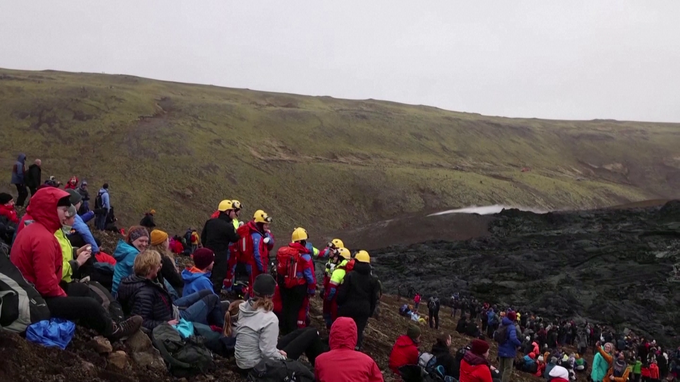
[108,315,143,341]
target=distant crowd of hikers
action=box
[1,154,680,382]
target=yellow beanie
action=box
[150,229,168,246]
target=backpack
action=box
[151,323,214,378]
[94,192,104,210]
[276,246,303,289]
[419,352,439,374]
[0,252,51,332]
[248,358,314,382]
[493,324,509,344]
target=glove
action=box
[238,221,244,227]
[263,237,271,244]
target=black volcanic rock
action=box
[372,202,680,346]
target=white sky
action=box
[1,1,679,122]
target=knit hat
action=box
[192,248,215,270]
[127,226,149,244]
[252,274,276,297]
[150,229,168,246]
[507,311,517,322]
[66,189,82,205]
[470,339,490,356]
[549,365,569,380]
[0,193,13,205]
[406,325,421,342]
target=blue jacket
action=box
[497,317,522,358]
[591,348,610,382]
[72,214,99,253]
[112,240,139,295]
[99,188,110,210]
[181,269,214,297]
[11,154,26,184]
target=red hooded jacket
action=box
[460,352,493,382]
[10,187,69,297]
[64,176,79,190]
[388,335,419,376]
[0,203,18,224]
[233,221,274,273]
[315,317,383,382]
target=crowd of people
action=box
[2,155,680,382]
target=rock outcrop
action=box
[373,202,680,345]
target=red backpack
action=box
[276,246,303,288]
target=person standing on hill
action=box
[26,159,42,197]
[276,228,315,335]
[64,176,79,190]
[414,293,421,312]
[497,311,522,382]
[140,209,156,229]
[201,200,240,293]
[428,294,441,329]
[337,250,379,350]
[76,181,90,216]
[94,183,111,231]
[10,153,28,207]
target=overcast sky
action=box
[1,1,679,122]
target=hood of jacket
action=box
[113,240,139,261]
[329,317,357,350]
[98,188,109,195]
[26,187,69,233]
[238,299,267,318]
[353,261,371,275]
[464,351,489,366]
[502,316,515,326]
[287,242,309,254]
[17,153,26,163]
[181,267,210,282]
[395,334,418,349]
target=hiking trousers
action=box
[428,310,439,329]
[44,282,114,336]
[176,289,224,327]
[277,327,327,365]
[14,184,28,207]
[499,357,514,382]
[279,284,307,336]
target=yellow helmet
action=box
[355,250,370,263]
[218,200,234,212]
[291,227,308,242]
[331,238,344,248]
[253,210,272,224]
[337,247,351,260]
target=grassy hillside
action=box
[0,68,678,234]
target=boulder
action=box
[108,350,129,370]
[125,330,153,352]
[131,348,166,371]
[89,336,113,354]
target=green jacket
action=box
[55,229,78,283]
[633,360,642,374]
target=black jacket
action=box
[337,262,379,319]
[159,255,183,292]
[456,317,467,333]
[431,342,457,378]
[26,164,41,188]
[140,213,156,229]
[201,213,239,258]
[117,275,174,331]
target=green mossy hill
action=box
[1,68,678,233]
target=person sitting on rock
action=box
[181,248,216,297]
[10,187,142,341]
[457,314,469,334]
[234,274,326,374]
[388,325,421,378]
[465,320,482,338]
[314,317,383,382]
[112,226,149,295]
[0,193,19,224]
[431,333,458,379]
[117,249,225,331]
[460,339,495,382]
[139,209,156,229]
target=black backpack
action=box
[248,359,315,382]
[94,192,104,210]
[0,252,51,332]
[151,323,215,378]
[493,324,509,344]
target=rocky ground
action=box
[373,201,680,347]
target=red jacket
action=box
[388,335,419,376]
[10,187,69,298]
[641,367,651,378]
[64,176,78,190]
[315,317,383,382]
[649,364,659,379]
[234,221,274,273]
[0,203,18,224]
[279,242,316,292]
[95,251,117,265]
[460,352,493,382]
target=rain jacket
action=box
[497,317,522,358]
[10,187,69,297]
[111,240,140,295]
[98,188,110,211]
[337,261,378,320]
[388,335,419,376]
[55,228,79,283]
[234,300,284,370]
[11,154,26,184]
[64,176,79,190]
[279,242,315,293]
[591,346,612,382]
[202,213,239,263]
[72,213,99,253]
[0,203,18,224]
[460,352,493,382]
[117,275,174,331]
[181,267,214,297]
[26,163,42,189]
[235,221,273,273]
[315,317,383,382]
